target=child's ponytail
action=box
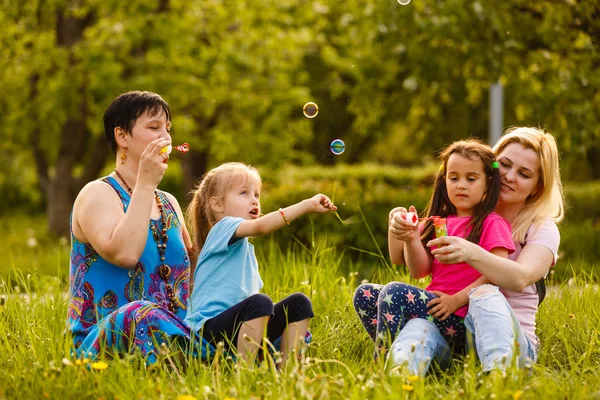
[186,162,262,279]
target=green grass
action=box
[2,215,599,399]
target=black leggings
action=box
[202,292,314,349]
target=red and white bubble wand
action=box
[160,143,190,155]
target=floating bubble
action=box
[303,102,319,118]
[398,0,411,4]
[330,139,345,155]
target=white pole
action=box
[489,82,503,146]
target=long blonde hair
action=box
[493,127,565,243]
[187,162,262,260]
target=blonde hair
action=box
[493,127,565,243]
[187,162,262,259]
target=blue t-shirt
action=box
[185,217,263,332]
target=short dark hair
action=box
[103,91,171,154]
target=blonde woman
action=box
[387,127,564,374]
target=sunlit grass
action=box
[1,230,599,398]
[2,214,599,398]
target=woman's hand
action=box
[427,290,463,321]
[137,138,171,190]
[427,236,476,264]
[308,194,337,213]
[388,205,419,242]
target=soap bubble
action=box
[303,102,319,118]
[330,139,345,155]
[398,0,411,4]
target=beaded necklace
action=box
[113,168,178,313]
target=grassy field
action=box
[1,215,599,399]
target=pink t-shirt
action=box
[500,220,560,348]
[426,212,515,318]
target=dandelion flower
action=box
[90,361,109,370]
[408,375,420,382]
[402,384,414,391]
[513,390,523,400]
[177,396,197,400]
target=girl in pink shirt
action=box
[354,139,514,357]
[426,128,564,372]
[384,128,564,376]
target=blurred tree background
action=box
[0,0,599,241]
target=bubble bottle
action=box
[433,217,447,238]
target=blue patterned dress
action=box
[66,176,208,363]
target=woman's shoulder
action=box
[157,189,177,203]
[526,219,560,241]
[74,179,119,207]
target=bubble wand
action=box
[160,143,190,155]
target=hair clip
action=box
[492,161,499,169]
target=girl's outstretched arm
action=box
[234,194,337,238]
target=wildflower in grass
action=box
[75,358,90,366]
[402,384,414,391]
[513,390,523,400]
[177,396,197,400]
[27,237,38,248]
[569,313,575,319]
[62,358,73,367]
[90,361,108,370]
[223,397,237,400]
[407,375,419,382]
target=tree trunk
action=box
[586,145,600,180]
[44,7,96,237]
[181,149,210,205]
[47,178,76,238]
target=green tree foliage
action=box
[304,0,600,167]
[0,0,318,235]
[0,0,598,235]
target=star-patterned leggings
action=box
[353,282,467,356]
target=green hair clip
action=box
[492,161,499,169]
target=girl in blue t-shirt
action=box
[185,162,336,367]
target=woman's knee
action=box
[469,284,501,299]
[468,285,508,311]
